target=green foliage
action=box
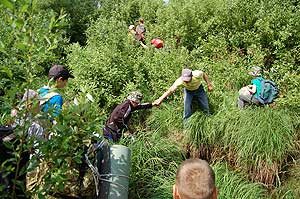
[1,0,300,197]
[147,103,182,137]
[186,106,298,185]
[25,94,104,197]
[34,0,99,45]
[125,131,183,199]
[272,160,300,199]
[214,162,269,199]
[0,0,68,94]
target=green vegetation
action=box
[1,0,300,198]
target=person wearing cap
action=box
[103,91,155,142]
[26,65,74,193]
[39,64,74,117]
[173,159,218,199]
[237,66,263,109]
[154,69,213,121]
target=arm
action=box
[135,102,153,110]
[203,72,213,92]
[154,85,177,106]
[140,41,148,48]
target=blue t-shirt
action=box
[39,87,63,117]
[251,77,264,99]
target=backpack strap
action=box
[39,91,61,106]
[259,78,265,101]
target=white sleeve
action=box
[170,77,183,91]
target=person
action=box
[237,66,263,109]
[103,91,155,142]
[128,25,147,48]
[25,64,74,193]
[173,159,218,199]
[154,69,213,121]
[136,17,146,37]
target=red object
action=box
[151,38,164,48]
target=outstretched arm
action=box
[203,73,213,92]
[153,86,176,106]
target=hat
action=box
[128,25,135,30]
[249,66,262,77]
[48,65,74,80]
[127,91,143,104]
[181,69,192,82]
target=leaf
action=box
[16,42,26,50]
[0,0,14,10]
[20,4,28,13]
[86,93,94,102]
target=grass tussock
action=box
[123,131,184,199]
[147,103,183,137]
[186,107,299,185]
[214,162,269,199]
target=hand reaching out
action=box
[152,99,162,107]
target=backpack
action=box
[19,88,60,115]
[257,79,279,104]
[151,38,164,48]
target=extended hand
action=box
[152,99,162,107]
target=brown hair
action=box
[176,159,215,199]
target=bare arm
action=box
[203,73,213,92]
[153,86,176,106]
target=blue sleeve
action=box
[48,95,63,117]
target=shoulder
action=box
[39,86,50,95]
[192,70,204,78]
[172,77,183,87]
[114,100,130,110]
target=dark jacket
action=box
[103,100,152,141]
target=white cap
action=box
[129,25,135,30]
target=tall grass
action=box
[123,130,184,199]
[272,159,300,199]
[147,103,183,137]
[186,106,299,185]
[214,162,270,199]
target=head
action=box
[181,69,193,83]
[138,17,144,24]
[249,66,262,77]
[173,159,217,199]
[48,65,74,88]
[127,91,143,107]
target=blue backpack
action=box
[257,79,279,104]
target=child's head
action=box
[48,65,74,88]
[173,159,217,199]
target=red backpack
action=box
[151,38,164,48]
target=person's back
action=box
[173,159,218,199]
[103,91,154,142]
